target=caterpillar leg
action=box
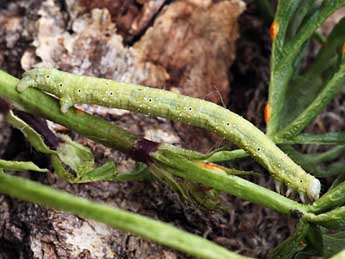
[275,178,319,203]
[285,188,293,197]
[60,97,73,113]
[17,77,36,92]
[299,192,306,203]
[274,180,282,193]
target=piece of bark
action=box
[135,0,245,104]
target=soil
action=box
[0,1,344,259]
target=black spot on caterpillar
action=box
[17,68,321,200]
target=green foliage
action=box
[6,110,55,154]
[0,0,345,258]
[264,1,345,257]
[323,231,345,258]
[268,222,320,259]
[0,159,48,173]
[268,0,345,139]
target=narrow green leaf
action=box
[278,132,345,145]
[6,110,55,154]
[286,0,317,39]
[205,149,248,163]
[268,221,311,259]
[71,161,117,183]
[271,0,301,60]
[149,162,189,200]
[276,54,345,139]
[323,232,345,258]
[268,1,345,135]
[279,17,345,129]
[109,163,152,181]
[304,145,345,163]
[0,159,48,172]
[285,1,345,62]
[56,134,95,174]
[306,206,345,229]
[51,154,75,182]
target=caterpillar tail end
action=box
[307,178,321,201]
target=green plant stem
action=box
[0,173,249,259]
[153,149,309,215]
[305,206,345,229]
[310,180,345,214]
[205,149,248,163]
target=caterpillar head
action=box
[307,178,321,200]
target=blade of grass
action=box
[277,132,345,145]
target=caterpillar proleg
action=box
[17,68,321,200]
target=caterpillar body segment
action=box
[17,68,321,200]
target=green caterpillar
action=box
[17,68,321,200]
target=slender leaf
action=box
[6,110,55,154]
[279,132,345,145]
[323,231,345,258]
[0,159,48,172]
[268,222,311,259]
